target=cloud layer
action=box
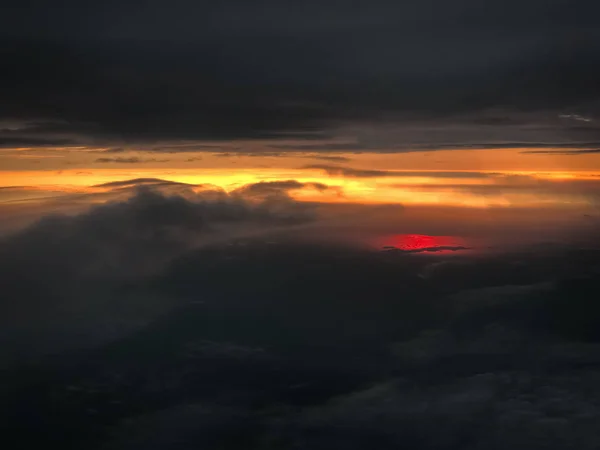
[2,227,600,449]
[0,182,320,362]
[1,1,599,150]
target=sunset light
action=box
[2,2,600,447]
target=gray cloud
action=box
[0,1,599,149]
[0,136,77,148]
[94,178,197,188]
[384,245,470,254]
[2,191,600,449]
[305,164,492,179]
[95,157,170,163]
[273,143,368,152]
[404,176,600,203]
[521,148,600,155]
[309,155,352,162]
[272,139,600,154]
[233,180,333,197]
[3,237,600,449]
[0,183,319,363]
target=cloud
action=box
[305,164,492,179]
[383,245,469,254]
[304,165,390,177]
[559,114,594,123]
[268,364,600,450]
[200,152,352,162]
[95,157,169,163]
[273,139,600,154]
[2,198,600,449]
[0,183,320,362]
[233,180,334,198]
[273,143,367,152]
[94,178,196,188]
[0,185,77,204]
[259,276,600,449]
[1,1,599,148]
[0,136,78,148]
[309,155,352,162]
[404,175,600,204]
[101,147,126,153]
[521,148,600,155]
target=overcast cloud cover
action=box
[1,0,600,151]
[0,180,599,449]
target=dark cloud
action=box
[273,143,368,152]
[94,178,196,188]
[204,152,352,161]
[305,164,492,178]
[383,245,470,254]
[265,366,600,450]
[310,155,352,162]
[1,179,600,448]
[2,230,600,449]
[233,180,333,198]
[0,184,319,363]
[303,165,392,177]
[212,151,289,158]
[0,1,599,149]
[0,136,77,148]
[273,141,600,153]
[95,157,170,163]
[522,148,600,155]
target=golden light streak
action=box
[1,165,599,210]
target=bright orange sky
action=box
[2,145,600,172]
[1,147,600,211]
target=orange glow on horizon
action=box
[1,162,600,210]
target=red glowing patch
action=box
[375,234,466,253]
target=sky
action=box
[2,0,600,238]
[2,2,600,449]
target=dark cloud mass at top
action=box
[1,0,600,149]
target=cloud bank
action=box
[1,1,599,150]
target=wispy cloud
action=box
[308,155,352,163]
[304,165,493,179]
[521,149,600,155]
[559,114,594,123]
[93,178,196,188]
[95,157,170,163]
